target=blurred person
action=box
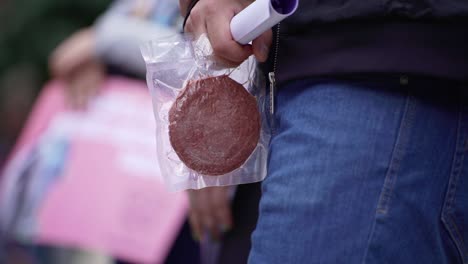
[181,0,468,263]
[0,1,112,262]
[0,0,112,164]
[50,1,263,264]
[48,1,202,264]
[49,0,181,108]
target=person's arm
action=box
[182,0,271,243]
[94,0,181,77]
[94,16,178,77]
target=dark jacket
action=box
[276,1,468,83]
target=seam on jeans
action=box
[441,106,468,264]
[361,92,413,264]
[443,107,463,212]
[447,215,468,264]
[375,93,415,215]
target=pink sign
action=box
[0,77,188,263]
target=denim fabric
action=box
[249,77,468,264]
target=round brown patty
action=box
[169,75,261,176]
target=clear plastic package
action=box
[141,34,270,191]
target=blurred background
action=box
[0,0,202,263]
[0,0,112,165]
[0,0,262,263]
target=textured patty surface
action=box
[169,75,260,176]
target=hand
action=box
[188,186,233,242]
[182,0,272,66]
[49,28,105,109]
[65,59,105,109]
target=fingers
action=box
[188,208,203,242]
[188,188,209,241]
[206,13,252,67]
[67,79,85,109]
[200,206,220,240]
[187,186,233,242]
[183,0,274,66]
[65,60,104,110]
[211,187,233,232]
[184,0,254,67]
[252,29,272,62]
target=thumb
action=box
[252,29,273,63]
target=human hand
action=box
[49,28,105,109]
[65,59,105,109]
[188,186,233,242]
[182,0,272,66]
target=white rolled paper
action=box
[230,0,299,45]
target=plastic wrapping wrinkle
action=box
[169,75,261,176]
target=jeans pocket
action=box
[441,113,468,264]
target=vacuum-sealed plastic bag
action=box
[141,34,269,191]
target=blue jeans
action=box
[249,77,468,264]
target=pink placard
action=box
[2,77,188,263]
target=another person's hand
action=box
[188,186,233,242]
[49,28,105,109]
[181,0,272,66]
[65,59,105,109]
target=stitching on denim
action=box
[361,92,412,264]
[443,108,463,213]
[444,204,468,264]
[375,93,415,215]
[441,106,468,263]
[450,214,468,263]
